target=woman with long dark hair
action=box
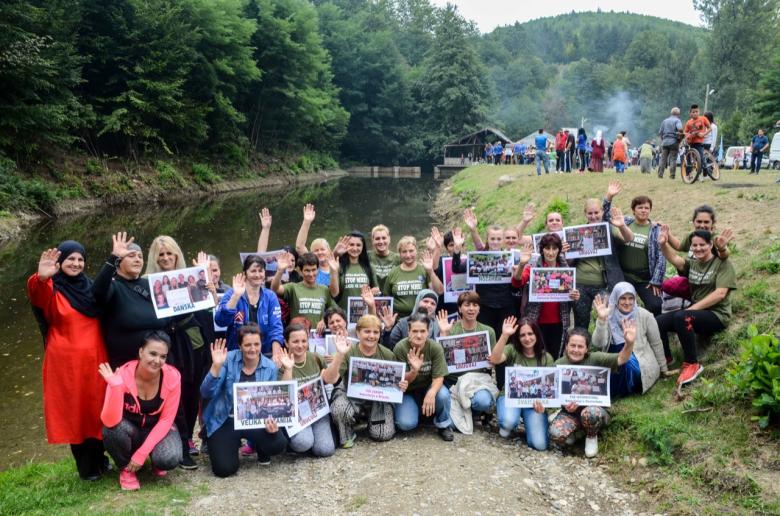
[489,317,554,450]
[577,127,588,173]
[337,231,378,310]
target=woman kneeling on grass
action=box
[200,324,287,477]
[489,317,554,450]
[550,326,636,458]
[98,331,182,491]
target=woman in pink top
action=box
[98,331,182,490]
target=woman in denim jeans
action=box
[489,317,553,450]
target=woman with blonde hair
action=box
[145,235,187,276]
[382,236,443,318]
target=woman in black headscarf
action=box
[27,240,108,480]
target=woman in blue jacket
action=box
[214,255,284,358]
[577,128,588,173]
[200,324,288,477]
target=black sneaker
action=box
[257,453,271,466]
[179,454,198,470]
[438,427,454,442]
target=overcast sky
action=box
[429,0,703,33]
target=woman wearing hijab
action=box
[27,241,108,481]
[591,130,605,172]
[591,283,667,397]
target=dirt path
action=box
[181,428,645,515]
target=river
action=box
[0,176,438,470]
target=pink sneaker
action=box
[677,362,704,386]
[239,443,255,456]
[119,469,140,491]
[151,466,167,478]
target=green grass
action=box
[0,459,195,515]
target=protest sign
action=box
[347,357,405,404]
[504,367,560,408]
[466,251,514,284]
[149,265,214,319]
[233,381,297,429]
[528,267,576,302]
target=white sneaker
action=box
[499,427,511,438]
[585,436,598,458]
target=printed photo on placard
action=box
[532,231,566,253]
[346,296,393,326]
[239,251,289,281]
[504,367,560,408]
[233,381,297,430]
[149,265,214,319]
[347,357,405,404]
[213,293,227,332]
[558,366,611,407]
[442,256,473,303]
[528,267,576,303]
[437,331,491,374]
[308,330,327,356]
[466,251,514,284]
[563,223,612,259]
[287,377,330,437]
[324,334,358,355]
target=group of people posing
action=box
[28,180,737,489]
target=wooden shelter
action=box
[441,127,513,165]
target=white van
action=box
[769,132,780,170]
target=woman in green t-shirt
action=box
[383,236,444,318]
[278,324,337,457]
[656,228,737,386]
[336,231,379,310]
[489,316,554,450]
[550,327,636,458]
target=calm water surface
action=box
[0,176,438,469]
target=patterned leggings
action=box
[103,419,181,470]
[549,406,610,442]
[330,387,395,445]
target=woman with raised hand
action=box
[200,325,287,477]
[591,285,667,397]
[336,231,379,310]
[513,234,580,359]
[664,205,733,260]
[655,227,737,386]
[392,312,453,441]
[99,331,182,490]
[489,317,553,449]
[383,236,444,318]
[277,323,335,457]
[551,326,635,458]
[271,251,339,330]
[27,242,108,481]
[292,204,334,286]
[324,315,405,448]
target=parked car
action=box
[769,132,780,170]
[723,146,770,169]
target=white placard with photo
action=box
[324,334,358,355]
[149,265,215,319]
[557,365,611,407]
[287,377,331,437]
[563,223,612,259]
[347,357,405,404]
[346,296,394,326]
[505,367,561,408]
[437,331,491,374]
[466,251,514,284]
[233,381,297,429]
[528,267,576,303]
[442,256,473,304]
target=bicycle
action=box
[680,141,720,184]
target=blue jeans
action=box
[470,389,494,413]
[496,395,549,451]
[615,160,625,173]
[395,386,452,431]
[535,152,550,175]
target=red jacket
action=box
[101,360,181,466]
[555,132,567,151]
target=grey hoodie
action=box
[384,289,440,350]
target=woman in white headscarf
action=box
[590,130,606,172]
[591,282,667,396]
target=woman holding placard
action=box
[591,284,667,396]
[324,315,403,448]
[489,317,553,450]
[28,242,109,481]
[278,323,335,457]
[200,324,287,477]
[383,236,443,318]
[513,233,579,359]
[551,327,635,458]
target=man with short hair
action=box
[534,129,551,175]
[748,129,769,174]
[683,104,711,177]
[554,129,566,171]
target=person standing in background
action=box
[748,129,769,174]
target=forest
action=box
[1,0,778,174]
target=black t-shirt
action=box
[123,373,163,429]
[239,370,255,382]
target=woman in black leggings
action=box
[655,228,736,386]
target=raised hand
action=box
[502,315,518,337]
[518,242,533,264]
[606,180,622,200]
[522,202,536,224]
[195,251,209,273]
[232,273,246,297]
[593,294,610,321]
[111,231,135,258]
[420,249,434,271]
[463,208,478,230]
[259,207,272,228]
[97,362,116,382]
[715,228,734,250]
[621,318,637,345]
[407,347,424,372]
[334,334,351,355]
[333,235,349,257]
[265,416,278,434]
[452,227,465,252]
[429,227,444,250]
[302,203,316,223]
[279,348,295,371]
[436,309,453,334]
[360,284,375,308]
[658,224,669,245]
[378,305,398,330]
[610,206,626,227]
[327,250,339,272]
[276,252,293,272]
[37,248,61,280]
[210,338,228,369]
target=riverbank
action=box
[435,164,780,513]
[0,151,347,243]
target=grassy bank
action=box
[438,164,780,513]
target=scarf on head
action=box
[607,282,637,346]
[595,130,603,145]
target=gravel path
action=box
[180,427,649,515]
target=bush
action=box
[0,156,59,212]
[155,161,186,187]
[192,163,221,185]
[532,198,570,233]
[728,328,780,429]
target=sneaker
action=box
[257,453,271,466]
[499,428,511,438]
[200,442,208,455]
[341,434,357,449]
[677,362,704,386]
[239,443,255,456]
[179,454,198,470]
[151,466,167,478]
[438,427,454,442]
[187,439,199,456]
[119,469,140,491]
[585,436,599,458]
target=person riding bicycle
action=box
[683,104,712,178]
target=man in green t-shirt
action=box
[271,252,338,329]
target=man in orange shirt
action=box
[683,104,712,177]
